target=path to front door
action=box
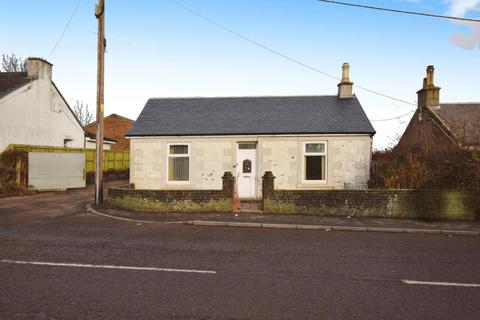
[236,143,257,199]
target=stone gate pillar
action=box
[262,171,275,211]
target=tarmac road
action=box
[0,209,479,319]
[0,181,127,228]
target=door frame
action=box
[235,142,258,199]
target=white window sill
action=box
[166,181,191,185]
[301,180,327,184]
[296,181,330,189]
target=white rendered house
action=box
[0,57,85,152]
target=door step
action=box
[239,200,262,213]
[240,199,261,204]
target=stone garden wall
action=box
[107,172,235,213]
[262,172,479,221]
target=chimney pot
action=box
[338,62,353,99]
[417,65,440,108]
[426,65,435,86]
[341,62,350,82]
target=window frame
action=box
[63,138,73,148]
[242,159,252,174]
[301,141,327,184]
[238,142,257,150]
[166,143,191,184]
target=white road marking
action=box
[0,259,216,274]
[402,279,480,288]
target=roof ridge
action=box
[148,95,339,100]
[440,102,480,105]
[105,113,134,122]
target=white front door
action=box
[236,143,257,199]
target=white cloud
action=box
[446,0,480,16]
[449,22,480,49]
[445,0,480,49]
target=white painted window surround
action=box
[302,141,327,184]
[167,143,190,184]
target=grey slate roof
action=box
[127,95,376,137]
[429,103,480,147]
[0,72,30,99]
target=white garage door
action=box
[28,152,86,190]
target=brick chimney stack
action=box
[417,65,440,108]
[27,57,52,80]
[337,63,353,99]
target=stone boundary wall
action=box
[107,172,235,213]
[262,172,480,221]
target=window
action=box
[238,143,256,150]
[167,144,190,182]
[63,138,72,148]
[303,142,326,182]
[243,159,252,173]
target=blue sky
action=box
[1,0,479,149]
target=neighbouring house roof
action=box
[84,113,134,151]
[84,113,134,130]
[0,72,30,99]
[127,96,375,137]
[85,131,117,144]
[106,113,134,123]
[429,103,480,147]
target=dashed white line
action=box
[0,259,216,274]
[402,279,480,288]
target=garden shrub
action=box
[0,149,26,194]
[370,146,480,190]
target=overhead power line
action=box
[317,0,480,23]
[370,110,415,122]
[48,0,84,58]
[168,0,416,108]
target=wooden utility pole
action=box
[94,0,105,205]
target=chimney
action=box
[27,57,53,80]
[337,63,353,98]
[417,65,440,108]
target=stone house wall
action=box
[129,134,373,195]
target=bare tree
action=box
[1,53,27,72]
[72,100,94,127]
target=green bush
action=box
[0,149,26,194]
[0,167,19,193]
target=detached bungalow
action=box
[127,63,375,199]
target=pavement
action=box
[1,184,480,319]
[90,203,480,236]
[2,180,478,236]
